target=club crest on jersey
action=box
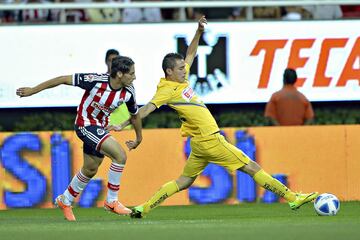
[97,128,105,135]
[182,87,195,102]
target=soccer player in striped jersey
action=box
[16,56,142,221]
[108,17,318,218]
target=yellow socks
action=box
[143,180,179,214]
[140,170,296,215]
[253,169,296,202]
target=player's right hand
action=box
[16,87,34,97]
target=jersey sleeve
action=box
[72,73,100,90]
[125,86,139,115]
[150,86,173,108]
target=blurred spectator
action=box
[159,0,195,21]
[1,0,356,24]
[253,6,281,19]
[303,5,343,20]
[59,0,88,23]
[231,6,281,20]
[18,0,59,23]
[230,7,246,20]
[264,68,314,126]
[192,7,234,20]
[0,0,23,23]
[122,0,162,23]
[160,9,175,20]
[163,6,192,21]
[281,6,303,20]
[157,0,180,20]
[341,5,360,18]
[86,0,121,23]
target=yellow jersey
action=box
[150,63,219,137]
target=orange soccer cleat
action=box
[55,195,76,221]
[104,200,132,215]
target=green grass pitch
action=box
[1,202,359,240]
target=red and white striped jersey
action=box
[72,73,138,127]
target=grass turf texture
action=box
[1,202,359,240]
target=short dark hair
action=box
[162,53,184,76]
[110,56,134,78]
[283,68,297,85]
[105,49,119,63]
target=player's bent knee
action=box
[102,146,127,164]
[112,150,127,164]
[176,176,196,191]
[82,167,98,178]
[100,136,127,164]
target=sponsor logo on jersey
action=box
[91,102,114,114]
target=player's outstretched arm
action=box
[139,102,157,119]
[106,103,157,131]
[16,75,73,97]
[184,16,207,67]
[125,113,143,150]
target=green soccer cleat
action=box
[130,206,145,218]
[289,192,319,210]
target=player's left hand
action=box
[198,15,207,32]
[125,139,141,151]
[16,87,34,97]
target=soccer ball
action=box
[314,193,340,216]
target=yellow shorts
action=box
[182,133,251,177]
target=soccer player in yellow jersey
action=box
[107,16,318,218]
